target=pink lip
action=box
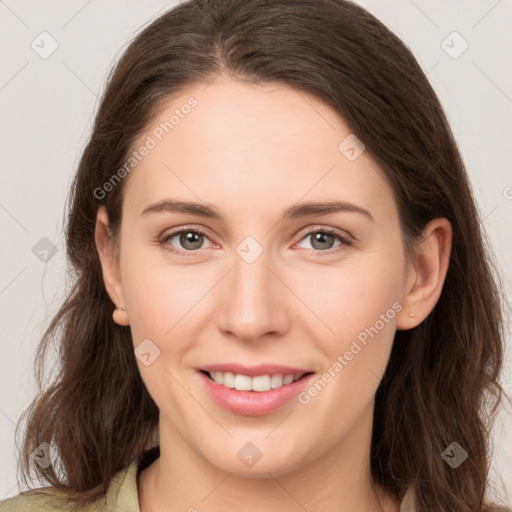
[200,363,311,377]
[197,370,315,416]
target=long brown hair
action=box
[14,0,510,510]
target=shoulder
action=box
[0,457,140,512]
[0,487,78,512]
[0,447,158,512]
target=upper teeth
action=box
[209,372,304,392]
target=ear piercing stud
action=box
[409,312,414,318]
[116,307,125,313]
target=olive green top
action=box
[1,448,416,511]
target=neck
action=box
[138,402,399,512]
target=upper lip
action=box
[200,363,313,377]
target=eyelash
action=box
[157,226,353,258]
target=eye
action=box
[158,226,352,257]
[296,228,352,256]
[158,227,213,256]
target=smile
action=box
[197,366,315,416]
[205,371,305,392]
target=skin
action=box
[95,77,452,512]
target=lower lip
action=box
[197,371,315,416]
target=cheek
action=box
[289,246,405,412]
[291,256,404,346]
[292,269,402,446]
[119,240,224,364]
[119,246,209,411]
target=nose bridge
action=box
[216,235,288,340]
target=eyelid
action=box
[294,224,353,243]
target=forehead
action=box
[122,79,397,225]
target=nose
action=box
[215,243,291,343]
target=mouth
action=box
[200,369,312,392]
[196,367,316,416]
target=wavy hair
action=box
[14,0,510,510]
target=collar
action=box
[105,447,160,511]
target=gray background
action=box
[1,0,511,504]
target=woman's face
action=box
[103,78,416,476]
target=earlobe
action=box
[396,218,452,330]
[94,206,129,326]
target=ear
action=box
[396,218,452,330]
[94,206,129,326]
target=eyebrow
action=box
[140,198,374,222]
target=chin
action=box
[196,437,308,478]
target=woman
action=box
[2,0,510,511]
